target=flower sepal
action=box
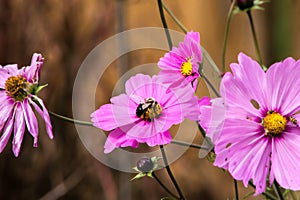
[27,83,48,95]
[233,0,268,14]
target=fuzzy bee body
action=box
[136,98,162,121]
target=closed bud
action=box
[235,0,254,10]
[137,157,154,173]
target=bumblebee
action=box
[136,98,162,121]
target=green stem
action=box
[49,111,93,126]
[247,10,263,65]
[160,145,185,200]
[249,181,277,200]
[161,1,188,34]
[274,181,284,200]
[152,172,180,200]
[171,139,209,150]
[234,179,239,200]
[157,0,173,49]
[222,0,236,73]
[289,190,297,200]
[200,72,220,97]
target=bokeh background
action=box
[0,0,299,199]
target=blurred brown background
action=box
[0,0,299,199]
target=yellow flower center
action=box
[5,75,28,101]
[263,112,287,135]
[180,58,193,76]
[136,98,162,121]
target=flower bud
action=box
[137,157,154,173]
[235,0,254,10]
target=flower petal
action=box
[125,74,153,97]
[0,68,11,89]
[104,128,138,154]
[266,58,300,115]
[12,103,26,157]
[22,53,44,82]
[29,96,53,139]
[3,64,18,75]
[145,130,172,147]
[91,101,136,131]
[22,98,38,147]
[0,108,15,153]
[271,128,300,190]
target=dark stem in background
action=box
[160,145,186,200]
[162,1,188,34]
[200,73,220,97]
[157,0,173,49]
[274,181,284,200]
[171,139,208,150]
[221,0,236,72]
[152,172,180,200]
[249,181,277,200]
[247,10,262,65]
[234,179,239,200]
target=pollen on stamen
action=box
[263,112,287,136]
[180,58,193,76]
[5,75,28,101]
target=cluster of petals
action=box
[91,74,199,153]
[0,53,53,157]
[200,53,300,194]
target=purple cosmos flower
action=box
[91,74,199,153]
[200,53,300,194]
[0,53,53,157]
[158,31,202,90]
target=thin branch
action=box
[152,172,180,200]
[39,167,87,200]
[247,10,263,65]
[274,181,284,200]
[49,111,93,126]
[171,139,209,150]
[157,0,173,49]
[249,181,277,200]
[160,145,186,200]
[222,0,236,72]
[161,1,188,34]
[234,179,239,200]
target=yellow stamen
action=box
[263,112,286,135]
[180,58,193,76]
[5,75,28,101]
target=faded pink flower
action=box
[158,31,202,90]
[201,53,300,194]
[0,53,53,157]
[91,74,199,153]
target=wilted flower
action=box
[91,74,199,153]
[0,53,53,157]
[201,53,300,194]
[158,31,202,90]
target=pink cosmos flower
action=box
[91,74,199,153]
[158,31,202,90]
[200,53,300,194]
[0,53,53,157]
